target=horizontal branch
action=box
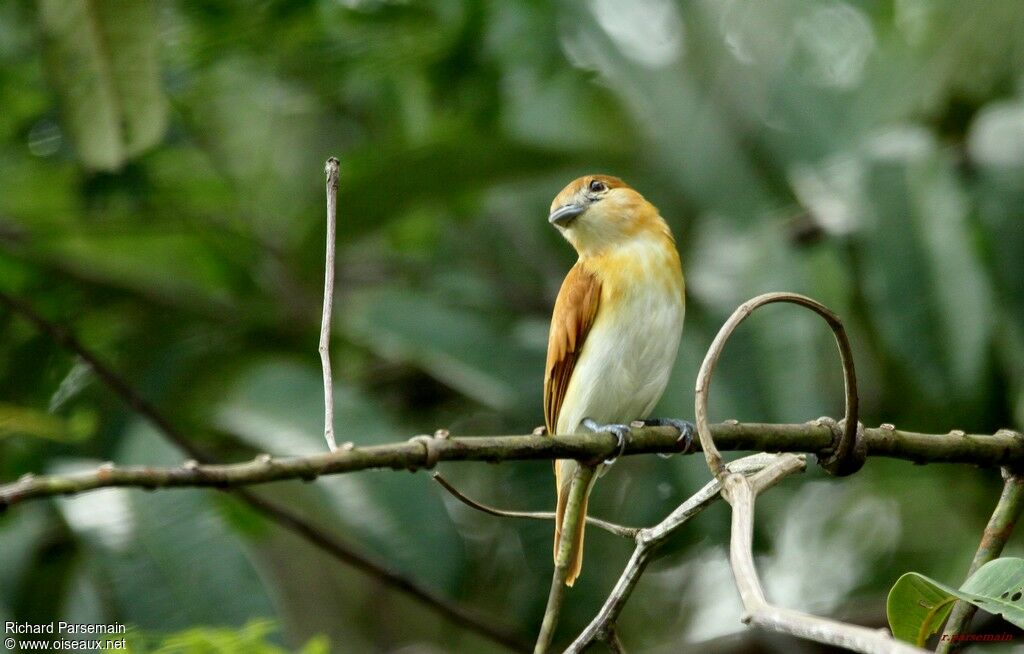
[1,422,1022,508]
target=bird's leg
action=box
[642,418,695,456]
[581,418,631,466]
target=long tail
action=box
[553,460,598,586]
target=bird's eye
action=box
[588,179,607,193]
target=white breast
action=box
[555,241,685,435]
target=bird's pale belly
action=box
[555,288,684,435]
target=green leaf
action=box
[887,558,1024,645]
[858,142,993,405]
[343,287,541,410]
[214,360,468,591]
[886,572,959,645]
[122,619,328,654]
[38,0,167,170]
[56,427,277,630]
[0,402,88,442]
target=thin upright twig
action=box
[0,288,529,653]
[432,472,638,538]
[936,468,1024,653]
[320,157,339,452]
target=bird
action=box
[543,174,690,587]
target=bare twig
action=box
[567,453,787,653]
[606,628,626,653]
[432,473,638,538]
[320,157,339,452]
[692,292,924,654]
[535,465,595,654]
[936,468,1024,653]
[695,292,862,480]
[0,288,529,653]
[722,467,923,653]
[2,423,1023,506]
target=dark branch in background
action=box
[432,472,638,539]
[2,422,1022,505]
[0,289,529,654]
[0,291,213,462]
[936,468,1024,653]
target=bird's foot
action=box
[643,418,695,457]
[582,418,631,466]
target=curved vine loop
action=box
[694,292,864,480]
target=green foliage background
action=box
[1,0,1023,651]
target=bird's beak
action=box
[549,203,586,227]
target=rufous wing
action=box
[544,263,601,435]
[544,262,601,585]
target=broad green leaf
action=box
[38,0,168,170]
[887,558,1024,645]
[56,426,277,630]
[34,231,242,311]
[343,288,542,410]
[886,572,959,645]
[144,619,327,654]
[858,139,993,406]
[119,619,328,654]
[214,360,467,591]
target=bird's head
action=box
[548,175,673,256]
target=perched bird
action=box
[544,175,690,586]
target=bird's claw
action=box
[645,418,694,458]
[582,418,631,466]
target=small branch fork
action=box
[566,452,792,652]
[693,293,925,654]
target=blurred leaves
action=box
[126,619,328,654]
[56,426,277,630]
[0,402,90,442]
[215,360,467,590]
[857,137,993,407]
[344,287,541,410]
[0,0,1022,651]
[38,0,167,170]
